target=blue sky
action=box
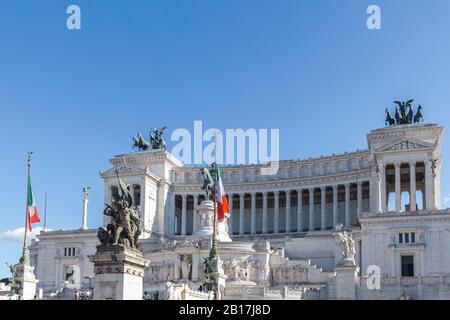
[1,0,450,277]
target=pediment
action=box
[378,137,434,152]
[101,165,146,177]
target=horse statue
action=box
[414,105,423,123]
[385,108,395,126]
[394,106,401,125]
[133,133,150,151]
[97,169,143,249]
[150,127,167,150]
[407,104,414,124]
[200,165,216,200]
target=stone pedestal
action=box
[88,245,150,300]
[334,264,359,300]
[192,200,232,242]
[210,271,227,300]
[207,257,228,300]
[15,264,38,300]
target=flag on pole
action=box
[216,164,229,222]
[27,179,40,231]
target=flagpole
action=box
[213,132,219,241]
[207,132,220,297]
[21,152,32,266]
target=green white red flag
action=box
[216,164,229,222]
[27,179,40,232]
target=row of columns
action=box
[376,160,434,213]
[175,181,366,236]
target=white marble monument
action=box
[29,115,450,300]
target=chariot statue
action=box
[97,169,143,249]
[150,127,167,150]
[385,99,424,126]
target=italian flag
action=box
[27,180,40,232]
[216,164,229,222]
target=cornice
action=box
[360,209,450,225]
[172,169,372,193]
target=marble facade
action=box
[29,122,450,299]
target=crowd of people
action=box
[74,289,93,300]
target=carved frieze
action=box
[270,265,309,284]
[382,140,430,151]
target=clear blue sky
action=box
[1,0,450,277]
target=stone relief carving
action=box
[312,164,322,175]
[255,260,269,282]
[172,154,371,184]
[185,172,192,184]
[324,162,334,174]
[175,238,200,249]
[197,263,206,282]
[390,234,396,245]
[165,282,182,300]
[99,281,117,300]
[180,255,192,281]
[198,210,214,229]
[270,265,308,284]
[336,231,356,266]
[385,140,428,151]
[349,158,359,170]
[419,231,425,243]
[222,259,268,283]
[148,261,175,282]
[222,260,250,282]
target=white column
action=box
[81,191,88,230]
[228,194,233,234]
[332,185,338,226]
[285,190,291,233]
[369,174,376,214]
[344,183,350,226]
[409,162,417,212]
[251,192,256,235]
[193,194,198,233]
[262,192,268,234]
[181,194,187,236]
[309,188,315,231]
[297,189,303,232]
[274,191,280,233]
[239,193,245,235]
[395,162,401,212]
[357,181,362,218]
[320,186,326,230]
[425,159,436,210]
[380,163,387,213]
[170,193,176,235]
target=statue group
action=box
[132,127,167,151]
[200,163,216,201]
[97,169,143,249]
[1,262,21,294]
[337,231,356,265]
[385,99,423,126]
